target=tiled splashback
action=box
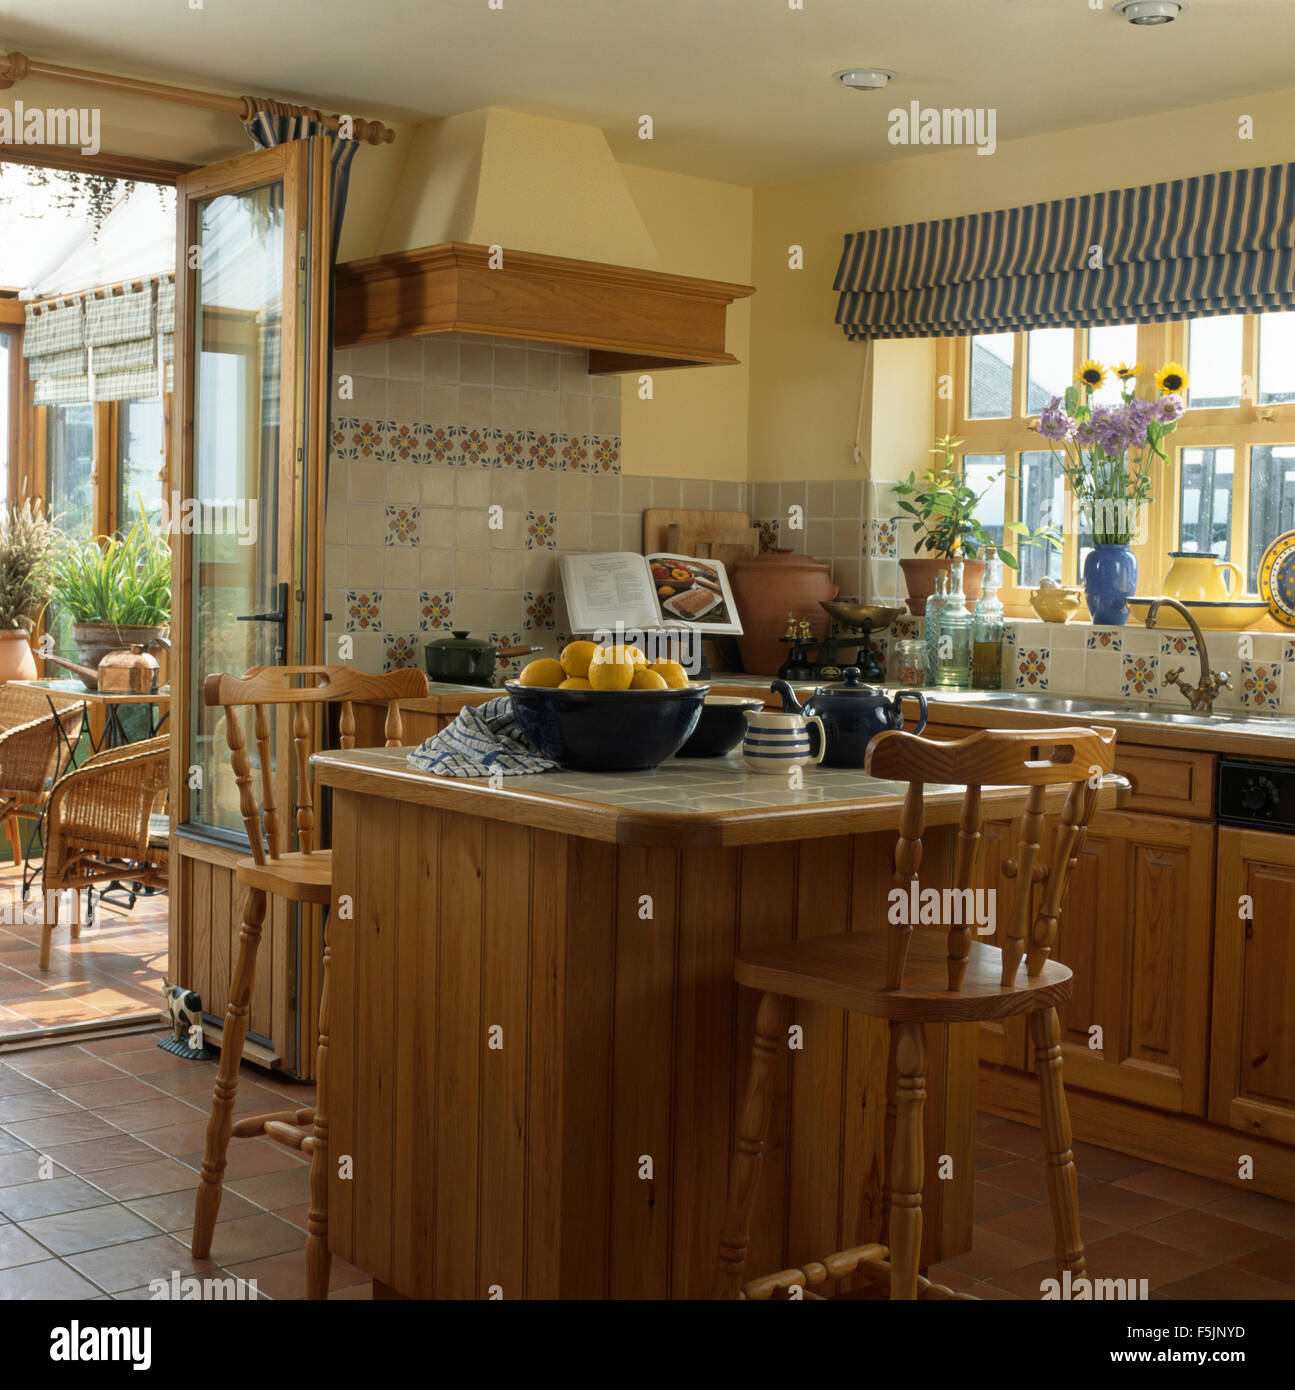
[873,617,1295,713]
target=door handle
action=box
[237,581,290,664]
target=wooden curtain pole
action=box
[0,50,396,146]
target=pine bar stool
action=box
[191,663,429,1299]
[715,724,1118,1301]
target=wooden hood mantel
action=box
[333,242,755,374]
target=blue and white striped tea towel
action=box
[406,695,560,777]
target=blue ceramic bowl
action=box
[677,695,765,757]
[505,681,708,771]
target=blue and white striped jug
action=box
[741,710,826,775]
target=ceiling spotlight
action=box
[833,68,896,90]
[1114,1,1187,24]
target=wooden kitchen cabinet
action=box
[1210,826,1295,1146]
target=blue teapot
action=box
[770,667,928,768]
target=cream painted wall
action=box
[749,85,1295,484]
[618,164,753,481]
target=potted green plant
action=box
[49,520,172,673]
[892,436,1057,616]
[0,500,59,682]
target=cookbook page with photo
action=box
[646,554,741,633]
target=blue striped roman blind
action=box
[833,162,1295,341]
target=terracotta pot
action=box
[71,622,170,673]
[899,558,986,617]
[0,629,37,684]
[730,553,839,677]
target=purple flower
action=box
[1037,396,1075,441]
[1155,393,1185,423]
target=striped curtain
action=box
[23,297,89,405]
[834,161,1295,341]
[244,110,359,262]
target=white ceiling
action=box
[2,0,1294,186]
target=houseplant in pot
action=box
[1036,360,1187,625]
[49,519,172,673]
[892,436,1054,616]
[0,500,59,682]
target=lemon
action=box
[648,659,689,689]
[558,676,592,690]
[626,645,647,667]
[587,645,636,691]
[560,640,598,679]
[630,668,668,690]
[517,657,566,688]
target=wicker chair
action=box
[40,735,169,970]
[0,685,85,871]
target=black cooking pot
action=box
[424,631,538,685]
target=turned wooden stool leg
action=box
[69,890,81,940]
[192,886,267,1258]
[715,992,782,1299]
[38,873,54,971]
[1030,1006,1086,1276]
[886,1019,927,1300]
[5,813,22,868]
[303,922,333,1300]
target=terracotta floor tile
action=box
[1077,1183,1183,1231]
[78,1032,168,1057]
[0,1175,112,1220]
[223,1248,368,1300]
[0,1090,79,1122]
[328,1283,374,1300]
[0,1128,29,1154]
[109,1052,202,1078]
[66,1233,216,1294]
[226,1166,312,1211]
[87,1157,200,1202]
[1157,1264,1295,1301]
[177,1140,304,1180]
[275,1202,309,1232]
[1082,1230,1213,1288]
[92,1097,203,1133]
[961,1280,1020,1299]
[979,1201,1120,1250]
[977,1159,1096,1203]
[0,1065,41,1097]
[975,1118,1041,1156]
[42,1134,162,1175]
[974,1142,1016,1172]
[185,1212,306,1265]
[1114,1165,1238,1207]
[941,1227,1055,1282]
[1069,1140,1156,1184]
[1140,1209,1279,1262]
[1229,1239,1295,1288]
[135,1119,210,1157]
[985,1256,1125,1300]
[7,1056,128,1087]
[1200,1192,1295,1239]
[2,1111,122,1148]
[0,1256,102,1298]
[55,1077,164,1109]
[125,1187,258,1234]
[0,1223,48,1269]
[18,1202,158,1256]
[973,1180,1038,1221]
[0,1150,59,1186]
[925,1262,976,1291]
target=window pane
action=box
[0,332,9,500]
[1178,447,1234,559]
[47,404,95,541]
[1019,451,1064,585]
[1025,329,1073,414]
[1087,324,1139,405]
[1258,312,1295,405]
[1187,315,1243,409]
[962,453,1006,559]
[116,398,165,532]
[967,334,1014,419]
[1249,445,1295,589]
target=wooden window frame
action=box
[934,319,1295,618]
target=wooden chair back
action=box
[864,726,1117,993]
[203,664,429,866]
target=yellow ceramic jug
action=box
[1162,551,1245,602]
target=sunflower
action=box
[1076,359,1107,391]
[1155,362,1189,395]
[1113,361,1142,380]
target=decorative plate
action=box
[1258,530,1295,629]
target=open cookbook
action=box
[559,551,743,635]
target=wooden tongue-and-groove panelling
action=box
[327,791,978,1299]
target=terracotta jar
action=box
[730,553,839,677]
[0,629,37,684]
[899,557,986,617]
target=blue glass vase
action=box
[1083,544,1138,626]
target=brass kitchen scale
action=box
[775,600,904,683]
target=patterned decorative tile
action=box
[490,631,527,685]
[560,434,589,471]
[1121,653,1159,698]
[384,505,420,545]
[588,435,620,474]
[757,519,779,554]
[526,432,562,471]
[423,424,460,465]
[1002,623,1018,648]
[495,430,534,468]
[1283,638,1295,664]
[387,423,421,461]
[869,517,898,559]
[383,634,419,672]
[523,590,556,631]
[525,511,556,549]
[1158,633,1198,663]
[1239,660,1282,709]
[456,426,500,467]
[1014,646,1049,690]
[892,615,922,641]
[329,416,356,460]
[345,591,382,632]
[1087,628,1123,652]
[419,591,453,631]
[350,419,391,460]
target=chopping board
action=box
[642,508,760,566]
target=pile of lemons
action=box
[517,641,691,692]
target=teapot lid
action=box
[813,667,884,697]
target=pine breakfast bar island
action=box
[309,745,1123,1300]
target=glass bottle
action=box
[923,575,948,685]
[971,554,1005,690]
[935,558,973,689]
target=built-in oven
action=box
[1218,758,1295,833]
